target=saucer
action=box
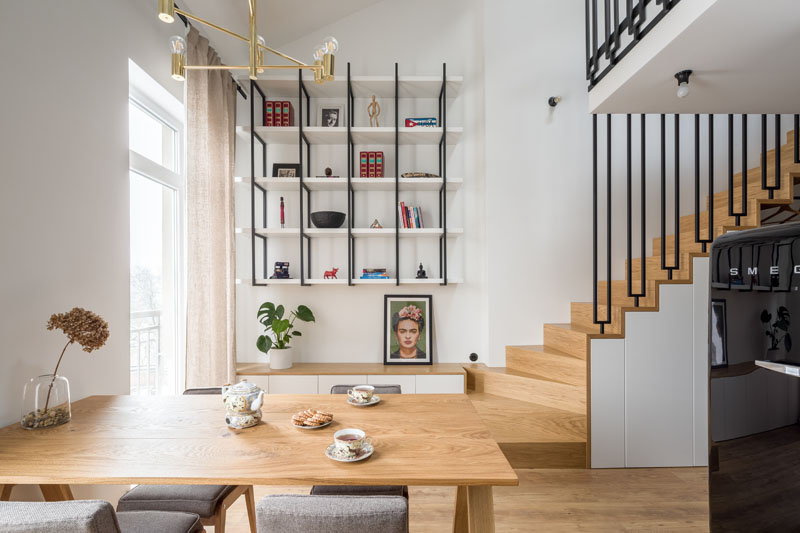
[325,442,374,462]
[346,395,381,407]
[292,420,332,430]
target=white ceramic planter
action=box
[269,347,294,370]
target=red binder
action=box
[273,101,282,127]
[265,101,273,126]
[375,151,384,177]
[368,152,376,178]
[360,151,368,178]
[282,101,293,126]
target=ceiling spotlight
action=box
[548,96,562,107]
[675,70,692,98]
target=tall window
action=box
[128,60,185,396]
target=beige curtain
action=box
[185,26,236,388]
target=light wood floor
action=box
[223,467,709,532]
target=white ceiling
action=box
[177,0,382,67]
[589,0,800,113]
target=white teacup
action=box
[334,428,372,456]
[347,385,374,403]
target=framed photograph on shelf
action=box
[710,299,728,369]
[272,163,301,178]
[317,104,344,128]
[384,295,433,365]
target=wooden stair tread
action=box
[468,392,586,443]
[465,363,565,383]
[507,344,583,361]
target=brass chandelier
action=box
[158,0,337,84]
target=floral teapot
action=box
[221,379,265,429]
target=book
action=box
[418,206,424,227]
[368,152,376,178]
[363,268,387,273]
[399,202,408,228]
[265,101,273,126]
[375,151,384,177]
[282,101,293,126]
[274,101,282,127]
[360,151,368,178]
[414,207,421,229]
[405,117,437,127]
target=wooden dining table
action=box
[0,393,517,532]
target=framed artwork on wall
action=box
[711,298,728,368]
[317,104,344,127]
[384,295,433,365]
[272,163,301,177]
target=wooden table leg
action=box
[0,484,13,501]
[466,486,495,533]
[39,484,74,501]
[244,485,257,533]
[453,486,469,533]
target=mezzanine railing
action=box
[130,309,161,395]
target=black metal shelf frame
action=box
[247,63,453,287]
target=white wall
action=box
[233,0,491,365]
[483,0,594,360]
[0,0,182,501]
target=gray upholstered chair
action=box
[314,384,407,499]
[256,495,408,533]
[117,387,256,533]
[0,500,203,533]
[329,384,402,395]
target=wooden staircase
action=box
[466,131,800,469]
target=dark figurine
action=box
[416,263,427,279]
[325,167,333,177]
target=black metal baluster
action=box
[606,114,612,328]
[795,114,799,164]
[742,114,748,226]
[592,0,599,77]
[695,114,714,253]
[627,113,633,299]
[626,0,633,34]
[586,0,592,80]
[639,114,646,303]
[762,114,768,196]
[660,114,666,273]
[346,63,352,286]
[708,114,714,246]
[776,114,782,198]
[673,113,680,277]
[593,114,599,327]
[604,0,611,60]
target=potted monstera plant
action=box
[257,302,315,369]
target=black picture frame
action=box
[272,163,301,178]
[710,298,728,369]
[383,294,433,366]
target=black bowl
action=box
[310,211,346,228]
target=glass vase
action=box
[20,374,71,429]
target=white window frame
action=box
[128,81,186,396]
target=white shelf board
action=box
[242,75,462,99]
[237,227,463,238]
[236,126,460,145]
[237,277,462,286]
[235,176,462,191]
[352,127,462,146]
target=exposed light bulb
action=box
[674,69,692,99]
[313,44,327,62]
[169,35,186,55]
[323,36,339,54]
[677,82,689,98]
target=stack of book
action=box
[398,202,424,228]
[264,101,294,126]
[359,151,384,177]
[360,268,389,280]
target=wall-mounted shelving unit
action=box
[236,64,462,287]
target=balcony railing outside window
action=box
[130,310,161,395]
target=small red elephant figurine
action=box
[323,267,339,279]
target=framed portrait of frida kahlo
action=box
[384,295,433,365]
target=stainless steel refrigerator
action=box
[709,224,800,531]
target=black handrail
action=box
[586,0,681,90]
